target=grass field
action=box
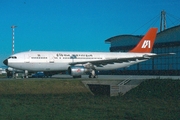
[0,78,180,119]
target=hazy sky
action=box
[0,0,180,66]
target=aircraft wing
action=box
[69,53,175,67]
[69,56,150,66]
[69,56,147,67]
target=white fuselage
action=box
[6,51,155,72]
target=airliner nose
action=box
[3,59,8,66]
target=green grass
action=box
[0,79,180,119]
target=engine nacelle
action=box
[68,66,89,76]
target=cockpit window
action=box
[8,56,17,59]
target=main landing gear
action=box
[24,70,29,78]
[89,70,98,78]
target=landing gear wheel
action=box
[89,74,92,78]
[94,75,98,78]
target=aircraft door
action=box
[49,55,54,63]
[24,54,30,63]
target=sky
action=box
[0,0,180,66]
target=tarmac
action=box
[1,74,180,81]
[52,74,180,80]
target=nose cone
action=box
[3,59,8,66]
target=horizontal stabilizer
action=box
[144,53,176,58]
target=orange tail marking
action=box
[129,28,158,53]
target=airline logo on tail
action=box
[141,40,150,48]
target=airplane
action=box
[3,28,175,78]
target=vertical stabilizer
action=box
[129,28,158,53]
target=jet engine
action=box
[68,66,89,77]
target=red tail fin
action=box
[129,28,158,53]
